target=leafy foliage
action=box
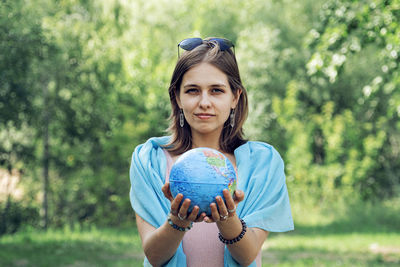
[0,0,399,230]
[302,0,400,199]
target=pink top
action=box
[164,149,262,267]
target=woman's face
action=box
[177,62,241,138]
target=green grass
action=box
[269,197,400,266]
[1,199,399,266]
[265,228,400,266]
[0,226,144,267]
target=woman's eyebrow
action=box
[182,83,227,88]
[209,84,227,88]
[183,84,200,88]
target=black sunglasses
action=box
[177,37,234,57]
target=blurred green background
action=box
[1,0,399,266]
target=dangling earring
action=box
[230,109,235,128]
[179,109,184,127]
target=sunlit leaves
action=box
[303,0,400,199]
[1,0,399,229]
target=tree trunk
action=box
[42,82,49,230]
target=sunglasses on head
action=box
[177,37,234,57]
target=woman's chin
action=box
[190,126,223,136]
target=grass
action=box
[1,198,399,266]
[270,196,400,266]
[264,229,400,266]
[0,226,144,267]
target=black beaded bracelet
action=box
[218,218,247,244]
[167,213,193,232]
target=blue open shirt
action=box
[130,136,294,266]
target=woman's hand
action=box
[204,189,244,223]
[162,182,206,225]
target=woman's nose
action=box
[199,93,211,108]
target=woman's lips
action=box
[195,113,215,119]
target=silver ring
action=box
[178,213,187,220]
[228,207,236,213]
[220,214,228,221]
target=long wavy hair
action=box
[165,39,248,154]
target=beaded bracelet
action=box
[218,218,247,244]
[167,213,193,232]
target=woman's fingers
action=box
[170,193,183,216]
[187,205,200,221]
[162,182,173,201]
[223,189,237,217]
[177,198,191,220]
[233,189,244,205]
[204,202,218,223]
[216,195,229,221]
[169,189,245,223]
[170,194,202,222]
[204,189,245,223]
[205,195,229,223]
[195,212,206,222]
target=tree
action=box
[304,0,400,199]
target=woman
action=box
[130,37,294,266]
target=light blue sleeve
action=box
[129,136,188,266]
[129,138,169,227]
[223,141,294,266]
[235,141,294,232]
[235,142,294,232]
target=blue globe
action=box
[169,147,237,216]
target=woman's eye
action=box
[185,88,198,93]
[212,88,224,93]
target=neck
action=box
[191,131,221,151]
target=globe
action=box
[169,147,237,216]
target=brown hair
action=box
[165,39,248,154]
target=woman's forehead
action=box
[181,62,229,87]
